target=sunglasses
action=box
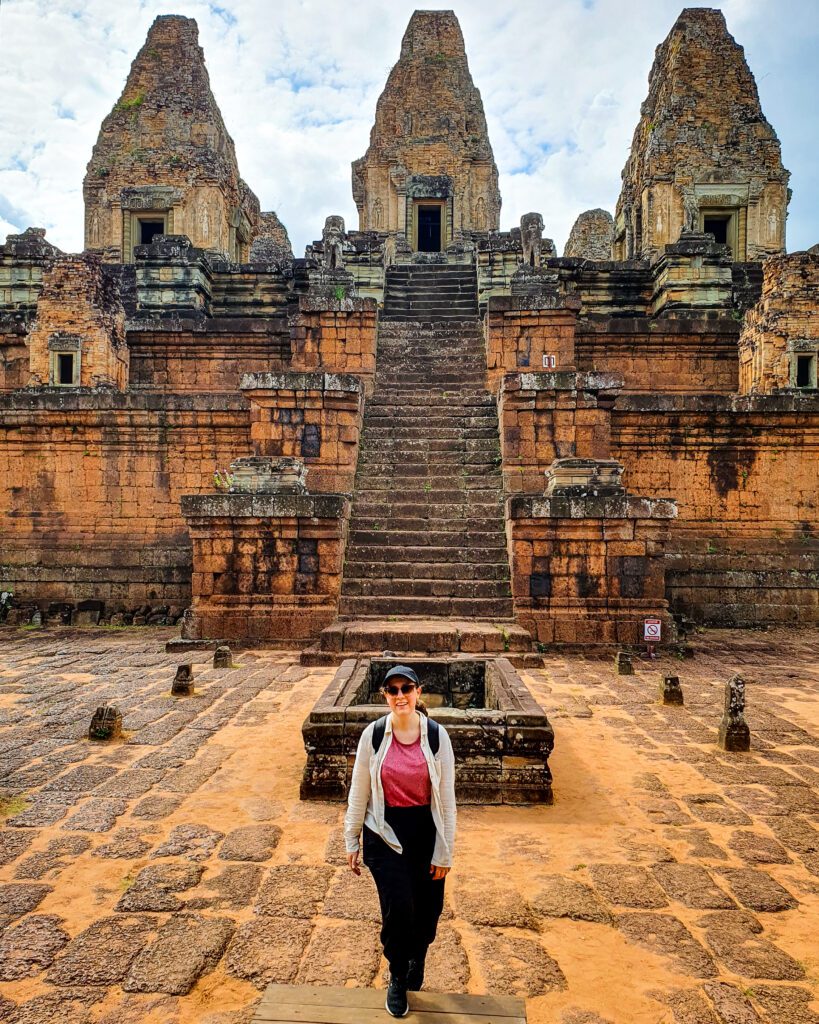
[382,682,417,697]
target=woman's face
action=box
[383,677,421,718]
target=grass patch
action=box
[0,794,28,819]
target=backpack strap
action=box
[371,715,388,753]
[371,714,440,755]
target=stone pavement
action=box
[0,626,817,1023]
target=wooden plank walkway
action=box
[253,984,527,1024]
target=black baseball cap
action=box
[382,665,420,686]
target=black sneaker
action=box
[407,954,426,991]
[385,975,409,1018]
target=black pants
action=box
[363,804,445,977]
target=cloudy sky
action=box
[1,0,817,256]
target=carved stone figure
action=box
[322,215,346,270]
[682,189,699,233]
[520,212,544,268]
[718,674,751,751]
[661,675,684,705]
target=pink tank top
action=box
[381,733,431,807]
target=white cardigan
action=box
[344,713,457,868]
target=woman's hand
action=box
[430,864,450,881]
[347,851,361,876]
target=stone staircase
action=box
[381,264,479,321]
[338,281,514,620]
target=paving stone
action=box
[587,864,668,908]
[424,922,470,994]
[6,799,69,828]
[185,864,264,910]
[476,929,567,997]
[5,987,104,1024]
[295,919,381,986]
[616,912,717,977]
[123,913,234,994]
[161,750,226,794]
[671,828,730,862]
[60,796,128,832]
[14,836,91,880]
[652,864,735,909]
[225,917,313,988]
[0,914,70,980]
[702,982,763,1024]
[531,875,612,923]
[453,878,538,928]
[254,864,334,918]
[728,831,790,865]
[718,867,797,912]
[94,994,183,1024]
[150,823,224,861]
[42,764,117,793]
[0,829,35,866]
[764,816,819,855]
[684,793,752,826]
[46,915,155,985]
[218,824,281,862]
[751,984,819,1024]
[94,770,159,799]
[653,988,720,1024]
[700,910,805,980]
[323,827,347,866]
[93,828,154,859]
[131,794,183,820]
[0,882,51,927]
[561,1012,615,1024]
[116,862,203,912]
[639,798,693,825]
[321,868,381,921]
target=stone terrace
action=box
[0,627,818,1023]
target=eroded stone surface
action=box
[453,879,538,929]
[700,910,805,980]
[718,867,797,912]
[0,829,35,866]
[588,864,668,909]
[295,920,381,986]
[728,830,790,864]
[218,825,281,862]
[531,876,612,923]
[476,929,567,997]
[123,914,234,994]
[225,917,313,988]
[617,912,717,977]
[47,915,155,985]
[254,865,334,918]
[186,864,264,910]
[0,914,70,980]
[115,862,203,912]
[151,823,224,861]
[651,863,735,909]
[93,828,154,859]
[321,868,381,921]
[15,836,91,879]
[0,882,51,927]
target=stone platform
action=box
[302,618,533,665]
[253,984,526,1022]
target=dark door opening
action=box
[140,219,165,245]
[703,216,729,245]
[417,205,442,252]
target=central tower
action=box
[352,10,501,252]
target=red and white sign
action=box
[542,354,556,369]
[643,618,662,642]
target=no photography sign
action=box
[644,618,662,642]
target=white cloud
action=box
[0,0,816,255]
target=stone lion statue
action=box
[520,212,544,267]
[322,215,345,270]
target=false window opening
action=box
[140,219,165,245]
[703,216,729,245]
[796,354,816,388]
[56,353,75,385]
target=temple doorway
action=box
[415,203,443,252]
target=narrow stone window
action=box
[795,353,816,388]
[57,353,75,384]
[139,219,165,245]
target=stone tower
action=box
[84,15,262,263]
[352,10,501,251]
[614,8,790,262]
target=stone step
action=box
[316,617,532,655]
[344,558,510,579]
[350,504,504,522]
[337,595,515,618]
[340,578,512,599]
[348,528,508,546]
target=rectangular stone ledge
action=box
[486,294,581,313]
[506,370,625,394]
[508,494,678,520]
[181,493,349,519]
[577,317,740,336]
[614,392,819,414]
[0,391,247,413]
[126,315,288,334]
[298,295,378,313]
[240,372,363,394]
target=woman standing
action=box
[345,664,457,1018]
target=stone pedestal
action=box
[718,674,751,751]
[181,491,350,643]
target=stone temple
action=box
[0,9,817,656]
